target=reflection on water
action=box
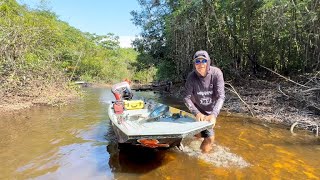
[107,142,167,174]
[0,88,319,179]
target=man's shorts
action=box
[201,128,215,138]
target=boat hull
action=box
[108,101,213,148]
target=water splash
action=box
[183,140,251,168]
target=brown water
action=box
[0,88,319,179]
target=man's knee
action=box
[200,128,215,138]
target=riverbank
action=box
[1,77,319,135]
[223,79,319,127]
[0,91,78,116]
[0,82,79,116]
[168,76,320,135]
[0,82,114,115]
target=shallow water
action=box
[0,88,319,179]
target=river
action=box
[0,87,319,179]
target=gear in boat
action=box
[109,81,213,149]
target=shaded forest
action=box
[131,0,319,81]
[131,0,320,133]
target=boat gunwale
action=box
[107,101,214,144]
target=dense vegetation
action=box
[131,0,320,81]
[0,0,147,109]
[0,0,144,85]
[1,0,319,110]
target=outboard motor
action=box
[111,81,133,100]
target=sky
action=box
[18,0,142,48]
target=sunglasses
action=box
[194,59,208,64]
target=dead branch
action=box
[290,122,299,135]
[301,88,320,93]
[303,71,320,86]
[277,84,289,98]
[225,82,255,117]
[290,120,319,136]
[259,65,310,88]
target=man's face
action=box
[195,58,207,76]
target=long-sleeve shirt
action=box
[183,66,225,117]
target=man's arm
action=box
[183,75,200,116]
[211,68,225,118]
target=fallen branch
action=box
[290,121,299,135]
[277,84,289,98]
[302,88,320,93]
[225,82,255,117]
[303,71,320,86]
[259,65,309,88]
[290,121,319,136]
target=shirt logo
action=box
[197,91,213,96]
[200,97,212,106]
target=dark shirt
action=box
[184,66,225,117]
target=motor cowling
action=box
[111,81,133,101]
[113,101,124,114]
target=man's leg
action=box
[200,135,215,153]
[199,129,215,153]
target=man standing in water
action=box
[184,50,225,153]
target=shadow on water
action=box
[107,142,167,174]
[104,125,168,175]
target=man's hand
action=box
[195,113,206,121]
[205,115,216,128]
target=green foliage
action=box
[133,65,157,83]
[0,0,143,88]
[79,73,94,82]
[155,60,176,81]
[84,33,120,50]
[132,0,320,80]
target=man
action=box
[184,50,225,153]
